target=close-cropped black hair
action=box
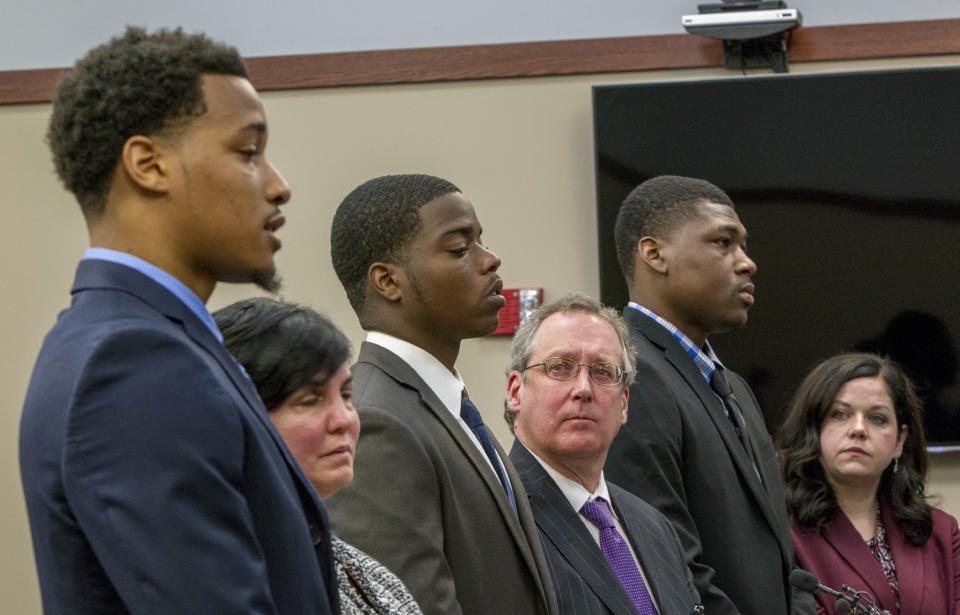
[330,173,460,316]
[614,175,734,283]
[47,26,248,217]
[213,298,351,411]
[776,352,932,546]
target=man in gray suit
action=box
[604,176,807,615]
[505,292,701,615]
[326,174,557,615]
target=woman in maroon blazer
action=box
[777,353,960,615]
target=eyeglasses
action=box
[522,357,624,387]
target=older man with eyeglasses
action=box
[504,293,703,615]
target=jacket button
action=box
[308,523,323,546]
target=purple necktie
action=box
[580,497,657,615]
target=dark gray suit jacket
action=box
[605,308,797,615]
[20,260,337,614]
[510,441,701,615]
[325,342,557,615]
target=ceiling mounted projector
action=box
[681,0,802,73]
[682,8,801,40]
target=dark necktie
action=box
[709,367,761,479]
[459,396,517,513]
[581,498,658,615]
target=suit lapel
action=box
[881,498,923,614]
[74,261,328,519]
[824,508,897,609]
[511,442,638,615]
[495,437,559,615]
[356,343,547,597]
[626,309,786,551]
[609,493,666,610]
[357,343,514,516]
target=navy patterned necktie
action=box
[710,367,761,480]
[459,396,517,513]
[709,367,747,445]
[581,497,657,615]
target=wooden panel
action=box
[0,67,71,106]
[2,19,959,105]
[790,19,960,61]
[244,33,719,89]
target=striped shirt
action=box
[626,302,724,385]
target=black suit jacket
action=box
[20,260,337,614]
[326,342,557,615]
[510,441,701,615]
[605,307,797,615]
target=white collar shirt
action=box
[365,332,506,480]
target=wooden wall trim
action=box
[3,19,959,105]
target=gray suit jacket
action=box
[605,308,798,615]
[510,441,701,615]
[325,342,557,615]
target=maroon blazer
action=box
[791,499,960,615]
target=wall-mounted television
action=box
[593,67,960,448]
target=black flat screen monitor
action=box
[593,67,960,447]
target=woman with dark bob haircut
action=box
[777,352,959,615]
[214,298,423,615]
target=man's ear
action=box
[119,135,171,195]
[638,236,668,274]
[619,387,629,425]
[506,371,523,412]
[368,262,403,303]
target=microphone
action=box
[789,569,845,599]
[790,568,878,615]
[790,569,884,614]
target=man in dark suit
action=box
[604,175,805,615]
[326,174,557,615]
[504,292,701,615]
[19,28,338,614]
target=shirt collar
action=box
[83,247,222,342]
[365,331,465,415]
[627,302,722,385]
[525,444,613,516]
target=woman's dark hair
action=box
[776,352,932,545]
[213,298,351,411]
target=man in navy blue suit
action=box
[20,27,338,614]
[505,293,701,615]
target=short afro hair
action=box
[47,26,248,217]
[214,298,352,412]
[614,175,734,283]
[330,174,460,315]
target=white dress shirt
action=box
[365,332,511,486]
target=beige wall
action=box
[3,55,960,610]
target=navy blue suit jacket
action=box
[510,441,701,615]
[20,260,338,614]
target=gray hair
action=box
[503,292,636,432]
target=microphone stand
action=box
[841,585,891,615]
[789,569,891,615]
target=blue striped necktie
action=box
[459,396,517,513]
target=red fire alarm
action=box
[492,288,543,336]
